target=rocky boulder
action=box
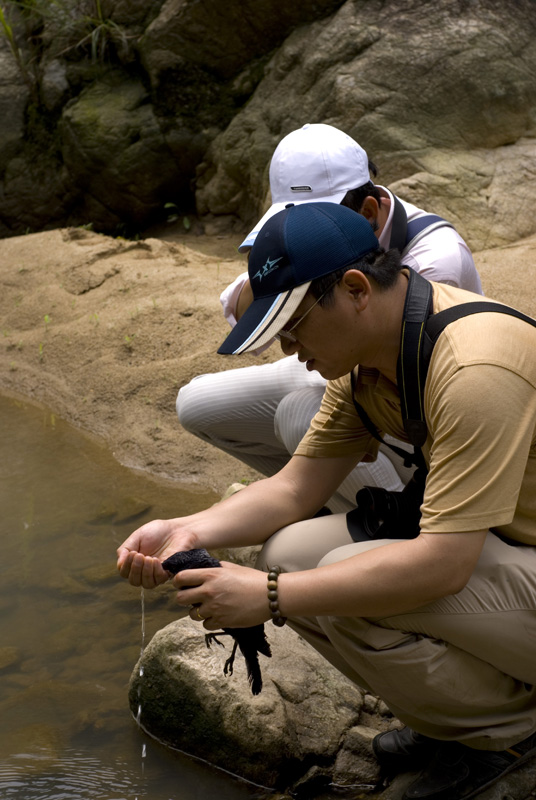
[58,71,207,231]
[196,0,536,251]
[0,38,29,167]
[0,0,535,245]
[130,615,391,794]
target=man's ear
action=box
[359,196,380,224]
[340,270,371,310]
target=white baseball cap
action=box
[238,123,371,253]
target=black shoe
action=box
[372,726,440,771]
[403,731,536,800]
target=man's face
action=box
[278,278,366,380]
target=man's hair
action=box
[338,158,380,213]
[309,247,402,304]
[341,181,382,215]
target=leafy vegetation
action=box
[0,1,132,104]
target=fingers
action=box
[117,551,168,588]
[189,604,208,623]
[173,567,215,589]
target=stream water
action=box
[0,394,272,800]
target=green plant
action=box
[83,0,131,63]
[0,3,38,103]
[0,1,134,105]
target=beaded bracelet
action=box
[267,565,287,627]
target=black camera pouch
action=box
[346,467,426,542]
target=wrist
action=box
[266,566,287,627]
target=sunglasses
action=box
[275,278,340,344]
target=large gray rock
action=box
[0,40,30,167]
[195,0,536,250]
[139,0,346,82]
[59,72,208,231]
[137,0,347,146]
[1,0,536,241]
[0,154,75,237]
[129,617,383,791]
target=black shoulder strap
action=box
[402,215,454,258]
[349,268,433,468]
[416,292,536,439]
[350,269,536,471]
[425,301,536,352]
[388,195,408,253]
[388,195,453,256]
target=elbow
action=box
[447,571,471,596]
[417,531,486,600]
[431,564,473,600]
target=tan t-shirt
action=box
[295,281,536,545]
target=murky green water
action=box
[0,395,272,800]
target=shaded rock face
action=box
[0,40,29,167]
[0,0,535,243]
[130,616,387,792]
[196,0,536,251]
[138,0,347,123]
[59,73,206,228]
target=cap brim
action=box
[218,281,311,354]
[237,189,349,253]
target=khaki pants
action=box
[256,515,536,750]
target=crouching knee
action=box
[176,376,210,434]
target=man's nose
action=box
[279,337,299,356]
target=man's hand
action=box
[175,562,271,630]
[116,518,198,588]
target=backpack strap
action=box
[388,196,453,257]
[388,195,409,253]
[349,268,435,468]
[416,300,536,435]
[425,301,536,352]
[397,268,434,447]
[350,270,536,480]
[402,215,454,259]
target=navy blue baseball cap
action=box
[218,202,379,355]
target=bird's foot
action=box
[204,632,230,650]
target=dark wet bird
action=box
[162,548,272,695]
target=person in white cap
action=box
[118,203,536,800]
[177,123,483,511]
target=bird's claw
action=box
[205,631,229,650]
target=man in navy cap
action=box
[118,203,536,800]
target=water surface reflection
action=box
[0,394,271,799]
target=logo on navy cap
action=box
[252,256,283,282]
